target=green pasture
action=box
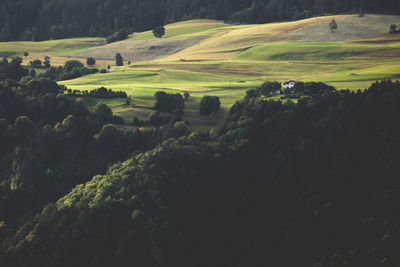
[233,40,400,90]
[2,16,400,130]
[59,67,261,130]
[235,41,400,61]
[59,36,400,129]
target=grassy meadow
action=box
[59,67,259,130]
[3,14,400,130]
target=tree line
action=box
[0,0,399,41]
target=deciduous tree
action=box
[152,26,165,38]
[115,53,123,66]
[86,57,96,66]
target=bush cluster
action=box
[154,91,185,113]
[37,60,99,81]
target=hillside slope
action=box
[162,14,396,61]
[66,14,399,62]
[290,14,400,42]
[2,81,400,266]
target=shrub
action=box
[329,19,338,32]
[199,96,220,116]
[389,24,399,34]
[184,92,190,100]
[86,57,96,66]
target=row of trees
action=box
[29,56,51,68]
[32,60,99,81]
[67,86,128,98]
[0,0,399,41]
[246,81,337,100]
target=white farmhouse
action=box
[284,80,296,89]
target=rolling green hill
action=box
[2,14,400,130]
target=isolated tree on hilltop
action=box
[153,26,165,38]
[329,19,338,32]
[115,53,123,66]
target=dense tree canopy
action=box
[1,80,400,266]
[0,70,190,253]
[0,0,399,41]
[0,57,28,81]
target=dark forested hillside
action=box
[0,63,190,242]
[1,0,400,41]
[1,80,400,266]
